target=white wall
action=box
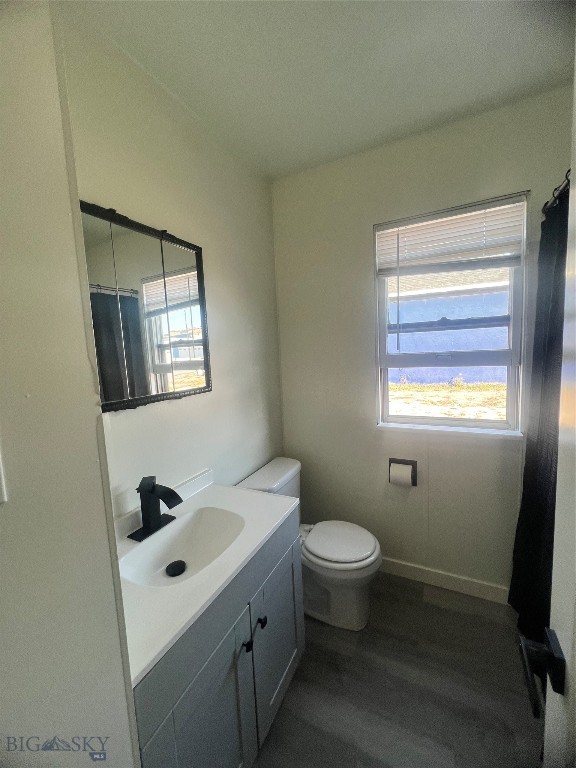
[59,17,283,518]
[0,4,137,765]
[273,86,574,600]
[545,56,576,767]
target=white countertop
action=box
[116,478,298,686]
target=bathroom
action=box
[1,1,575,766]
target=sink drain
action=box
[166,560,187,577]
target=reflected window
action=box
[142,269,206,393]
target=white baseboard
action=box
[380,556,509,604]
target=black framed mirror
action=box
[80,201,211,411]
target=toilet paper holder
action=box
[389,459,417,487]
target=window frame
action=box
[375,194,527,431]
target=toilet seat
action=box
[301,545,381,571]
[301,521,380,571]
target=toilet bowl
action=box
[238,458,382,631]
[299,520,382,631]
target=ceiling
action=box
[67,1,574,179]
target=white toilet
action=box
[238,457,382,631]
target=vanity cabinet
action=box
[250,546,303,745]
[173,606,257,768]
[135,512,303,768]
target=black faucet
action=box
[127,476,183,542]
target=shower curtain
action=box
[508,186,570,642]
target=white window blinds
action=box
[142,269,199,317]
[375,199,526,276]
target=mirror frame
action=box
[80,200,212,412]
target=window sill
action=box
[377,422,524,439]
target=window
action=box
[142,268,206,394]
[375,195,526,429]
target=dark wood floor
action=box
[255,573,543,768]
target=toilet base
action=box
[301,561,377,631]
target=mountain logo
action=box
[41,736,73,751]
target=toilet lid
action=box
[303,521,377,564]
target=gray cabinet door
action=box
[140,713,178,768]
[250,544,304,746]
[173,605,258,768]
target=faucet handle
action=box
[136,476,156,494]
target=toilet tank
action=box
[238,457,301,498]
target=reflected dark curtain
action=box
[508,187,570,642]
[119,294,148,399]
[90,292,148,403]
[90,292,127,402]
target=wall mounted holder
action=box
[389,458,417,487]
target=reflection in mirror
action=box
[111,223,166,399]
[80,202,211,411]
[160,241,206,393]
[83,212,129,403]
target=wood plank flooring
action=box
[255,573,543,767]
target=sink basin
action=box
[120,506,245,587]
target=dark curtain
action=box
[508,187,570,642]
[90,292,148,403]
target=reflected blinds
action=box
[142,269,199,317]
[376,199,526,276]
